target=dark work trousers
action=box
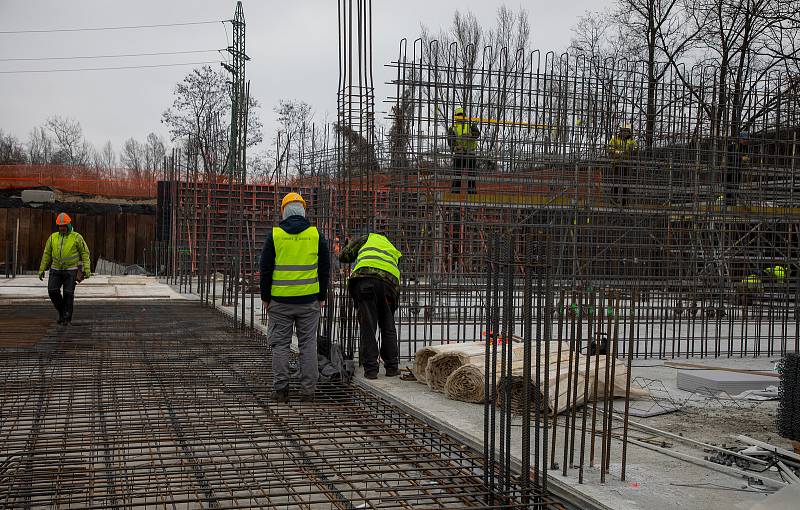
[452,154,477,194]
[48,269,78,321]
[349,277,399,375]
[610,160,631,207]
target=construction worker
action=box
[607,124,638,156]
[764,265,786,281]
[339,229,402,379]
[607,124,638,206]
[38,213,91,324]
[448,107,480,195]
[259,192,330,403]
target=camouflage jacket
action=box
[338,234,401,297]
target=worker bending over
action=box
[260,192,330,403]
[38,213,91,325]
[339,229,402,379]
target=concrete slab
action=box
[0,275,186,302]
[677,369,776,394]
[355,357,787,510]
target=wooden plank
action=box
[104,214,115,262]
[115,214,125,262]
[125,214,136,264]
[30,209,41,272]
[0,208,8,262]
[18,208,31,272]
[93,215,103,267]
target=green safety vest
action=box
[452,122,478,152]
[765,266,786,279]
[271,226,320,297]
[39,231,91,272]
[742,274,761,285]
[352,233,402,283]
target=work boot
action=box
[299,392,315,403]
[63,313,72,325]
[384,367,400,377]
[364,371,378,380]
[271,387,289,403]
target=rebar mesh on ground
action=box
[0,301,555,509]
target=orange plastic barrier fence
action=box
[0,164,157,198]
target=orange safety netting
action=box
[0,164,157,198]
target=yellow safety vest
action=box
[765,266,786,279]
[39,231,91,272]
[742,274,761,286]
[271,226,320,297]
[352,233,402,283]
[452,122,478,152]
[608,136,637,155]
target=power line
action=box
[0,49,222,62]
[0,20,225,35]
[0,61,220,74]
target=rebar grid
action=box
[0,302,557,509]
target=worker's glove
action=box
[38,271,45,281]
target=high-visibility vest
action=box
[742,274,761,286]
[765,266,786,279]
[40,231,91,272]
[271,226,320,297]
[608,136,637,155]
[452,122,477,152]
[352,233,402,283]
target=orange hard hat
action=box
[280,192,306,213]
[55,213,72,225]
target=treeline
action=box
[0,117,168,182]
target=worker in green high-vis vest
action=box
[259,192,330,404]
[38,212,92,325]
[339,229,402,379]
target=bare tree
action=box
[144,133,166,180]
[0,130,27,163]
[27,126,54,164]
[664,0,799,138]
[615,0,686,148]
[121,138,145,178]
[162,65,262,177]
[92,140,116,175]
[273,100,314,177]
[46,115,90,166]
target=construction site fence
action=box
[0,164,161,198]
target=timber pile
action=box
[497,352,645,415]
[414,342,646,415]
[412,341,485,384]
[426,343,527,392]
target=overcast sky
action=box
[0,0,609,154]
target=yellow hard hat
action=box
[454,107,465,118]
[280,192,306,214]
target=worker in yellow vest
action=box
[339,229,402,379]
[607,124,638,207]
[259,192,330,403]
[38,213,92,325]
[448,107,480,194]
[764,265,786,281]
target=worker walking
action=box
[448,107,480,195]
[38,213,91,325]
[260,192,330,403]
[339,230,402,379]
